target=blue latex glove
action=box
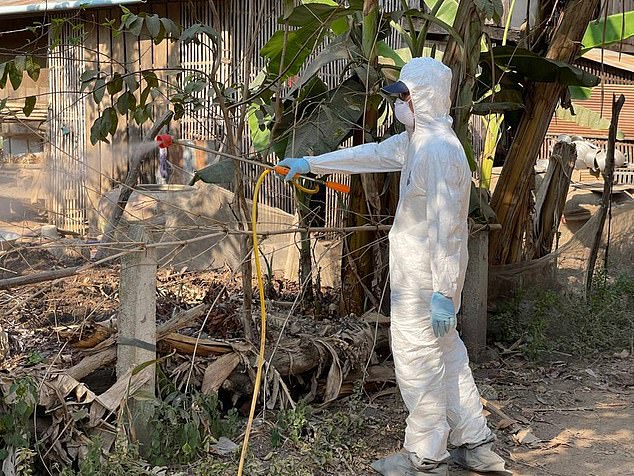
[431,292,456,337]
[276,158,310,182]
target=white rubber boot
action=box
[450,441,512,475]
[371,451,449,476]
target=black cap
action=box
[381,80,409,95]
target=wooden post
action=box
[585,94,626,298]
[531,141,577,259]
[117,224,157,449]
[461,230,489,362]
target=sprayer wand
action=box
[155,134,350,194]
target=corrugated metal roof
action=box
[0,0,143,16]
[582,49,634,73]
[548,83,634,139]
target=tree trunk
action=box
[489,0,600,265]
[442,0,483,165]
[340,0,389,316]
[531,141,576,259]
[297,191,314,308]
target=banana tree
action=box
[251,0,468,314]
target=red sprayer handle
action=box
[156,134,173,148]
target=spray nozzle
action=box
[156,134,173,149]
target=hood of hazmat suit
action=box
[304,57,496,467]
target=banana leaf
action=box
[581,11,634,53]
[188,160,235,186]
[423,0,458,26]
[472,88,524,114]
[555,105,625,140]
[285,78,367,158]
[483,46,600,87]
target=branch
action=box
[585,93,625,298]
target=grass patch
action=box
[489,273,634,357]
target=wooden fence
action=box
[48,0,631,235]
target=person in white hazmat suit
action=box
[276,57,511,476]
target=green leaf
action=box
[80,69,100,82]
[569,85,593,100]
[474,0,504,24]
[377,41,411,68]
[288,34,354,94]
[0,63,7,88]
[14,55,26,74]
[93,77,107,103]
[190,160,235,185]
[107,72,123,95]
[484,46,600,87]
[23,96,36,117]
[104,107,118,135]
[124,74,139,92]
[247,102,272,153]
[8,62,23,90]
[0,98,7,110]
[153,22,166,44]
[25,56,40,82]
[180,24,220,44]
[160,17,181,38]
[423,0,458,26]
[173,102,185,120]
[286,79,367,157]
[133,105,149,125]
[142,70,159,88]
[139,85,152,106]
[581,11,634,53]
[145,14,161,38]
[128,16,144,36]
[90,116,109,144]
[184,80,206,94]
[116,91,136,114]
[261,28,326,80]
[261,0,361,80]
[284,3,358,27]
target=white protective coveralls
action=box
[304,57,492,463]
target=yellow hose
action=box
[236,170,317,475]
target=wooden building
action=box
[0,0,632,234]
[541,48,634,182]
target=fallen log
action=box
[66,305,208,380]
[159,333,244,356]
[66,348,117,381]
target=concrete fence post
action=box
[461,230,489,362]
[117,223,157,449]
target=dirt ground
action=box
[1,170,633,475]
[1,259,632,475]
[236,351,634,476]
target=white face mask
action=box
[394,99,414,129]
